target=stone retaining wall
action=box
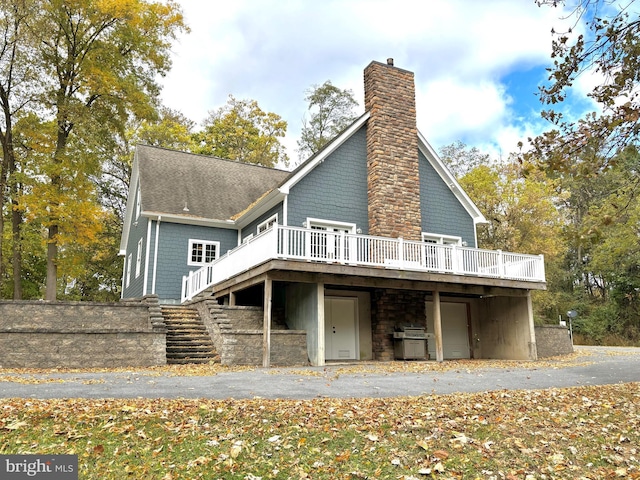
[192,299,308,366]
[535,325,574,358]
[220,330,308,366]
[0,296,166,368]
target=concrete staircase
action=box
[162,305,219,364]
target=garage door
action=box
[426,302,470,359]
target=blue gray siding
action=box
[122,185,147,299]
[287,128,369,231]
[241,203,284,241]
[419,150,476,247]
[152,222,239,301]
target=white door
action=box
[426,302,470,359]
[311,225,351,261]
[325,297,358,360]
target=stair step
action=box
[167,351,218,359]
[167,357,217,365]
[167,347,216,354]
[161,307,219,365]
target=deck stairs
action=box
[162,305,219,364]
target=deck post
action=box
[433,289,444,362]
[526,290,538,360]
[317,282,325,366]
[262,275,273,367]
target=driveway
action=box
[1,346,638,400]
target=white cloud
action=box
[161,0,581,163]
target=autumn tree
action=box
[194,95,288,168]
[0,0,41,298]
[439,141,493,179]
[297,80,359,161]
[21,0,186,300]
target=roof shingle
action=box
[136,145,290,221]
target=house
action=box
[120,59,546,366]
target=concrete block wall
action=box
[535,325,574,358]
[0,296,166,368]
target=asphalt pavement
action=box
[1,346,639,400]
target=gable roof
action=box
[136,145,289,221]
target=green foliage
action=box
[193,95,288,168]
[297,80,359,161]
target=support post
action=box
[229,291,236,306]
[433,290,444,362]
[526,290,538,360]
[317,282,325,366]
[262,276,273,367]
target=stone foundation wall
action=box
[193,299,308,366]
[220,330,308,366]
[0,296,166,368]
[371,289,426,361]
[535,325,574,358]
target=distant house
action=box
[120,59,546,366]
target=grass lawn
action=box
[1,381,639,479]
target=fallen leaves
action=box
[1,382,639,478]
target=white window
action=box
[422,233,462,246]
[135,186,141,220]
[257,214,278,234]
[126,254,132,288]
[188,239,219,266]
[135,238,143,278]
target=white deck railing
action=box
[182,224,545,302]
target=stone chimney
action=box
[364,59,422,241]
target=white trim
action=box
[151,216,161,295]
[187,239,220,266]
[119,152,141,255]
[282,195,288,226]
[126,254,132,288]
[135,238,143,278]
[422,232,462,246]
[135,185,141,220]
[306,218,356,233]
[143,221,152,295]
[120,256,126,298]
[258,213,278,234]
[143,212,236,229]
[243,233,254,244]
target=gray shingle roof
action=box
[136,145,290,221]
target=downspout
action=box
[143,219,152,296]
[151,216,161,294]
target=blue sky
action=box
[159,0,598,165]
